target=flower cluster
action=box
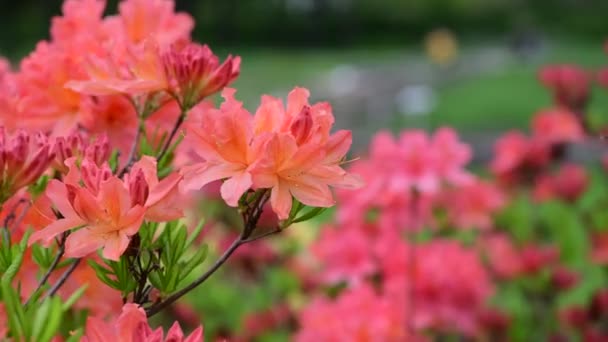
[180,87,361,219]
[0,0,361,340]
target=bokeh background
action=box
[1,0,607,156]
[2,1,608,340]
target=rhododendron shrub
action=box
[0,0,359,340]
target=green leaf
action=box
[31,244,53,269]
[178,244,208,284]
[292,207,327,224]
[32,296,63,342]
[185,220,205,248]
[62,285,88,312]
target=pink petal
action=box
[184,326,204,342]
[179,162,238,193]
[220,171,252,207]
[102,232,131,261]
[45,179,79,219]
[324,130,352,163]
[286,87,310,118]
[29,217,85,246]
[289,176,335,208]
[119,205,146,236]
[270,180,292,220]
[83,316,116,342]
[64,228,105,258]
[145,172,181,208]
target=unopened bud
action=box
[129,169,149,207]
[290,105,313,145]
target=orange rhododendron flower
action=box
[83,303,203,342]
[181,87,361,219]
[29,175,145,261]
[67,40,239,109]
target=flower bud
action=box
[128,168,149,207]
[551,267,579,291]
[162,43,240,109]
[290,105,313,145]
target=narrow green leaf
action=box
[292,207,327,224]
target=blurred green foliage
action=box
[1,0,608,59]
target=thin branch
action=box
[146,190,270,317]
[43,258,81,300]
[241,226,282,244]
[156,112,186,161]
[24,233,68,305]
[118,120,144,177]
[145,232,244,317]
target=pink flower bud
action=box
[590,289,608,320]
[290,105,313,145]
[80,159,112,195]
[162,42,240,108]
[84,134,110,167]
[128,168,149,207]
[0,128,54,202]
[551,267,579,291]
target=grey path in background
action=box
[303,43,606,164]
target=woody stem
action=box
[156,109,187,162]
[118,118,145,177]
[145,191,271,317]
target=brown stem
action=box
[145,232,245,317]
[24,233,68,305]
[156,112,186,162]
[118,120,145,177]
[145,191,270,317]
[43,258,81,300]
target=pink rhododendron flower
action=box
[105,0,194,46]
[162,43,240,108]
[180,88,257,206]
[531,108,585,144]
[539,65,590,110]
[0,58,19,129]
[0,128,55,202]
[181,87,360,219]
[78,94,138,158]
[520,244,559,274]
[296,285,409,341]
[126,156,183,222]
[83,303,203,342]
[490,130,551,184]
[67,41,239,109]
[533,163,588,203]
[29,166,145,260]
[311,225,375,284]
[443,180,505,230]
[432,127,474,186]
[30,153,184,260]
[16,42,86,134]
[377,239,494,336]
[52,132,110,174]
[591,232,608,265]
[336,128,473,231]
[479,233,523,279]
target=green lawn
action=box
[220,39,607,133]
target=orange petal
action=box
[220,171,252,207]
[102,232,131,261]
[270,180,292,220]
[64,228,105,258]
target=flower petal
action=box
[220,171,252,207]
[64,228,105,258]
[29,217,85,246]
